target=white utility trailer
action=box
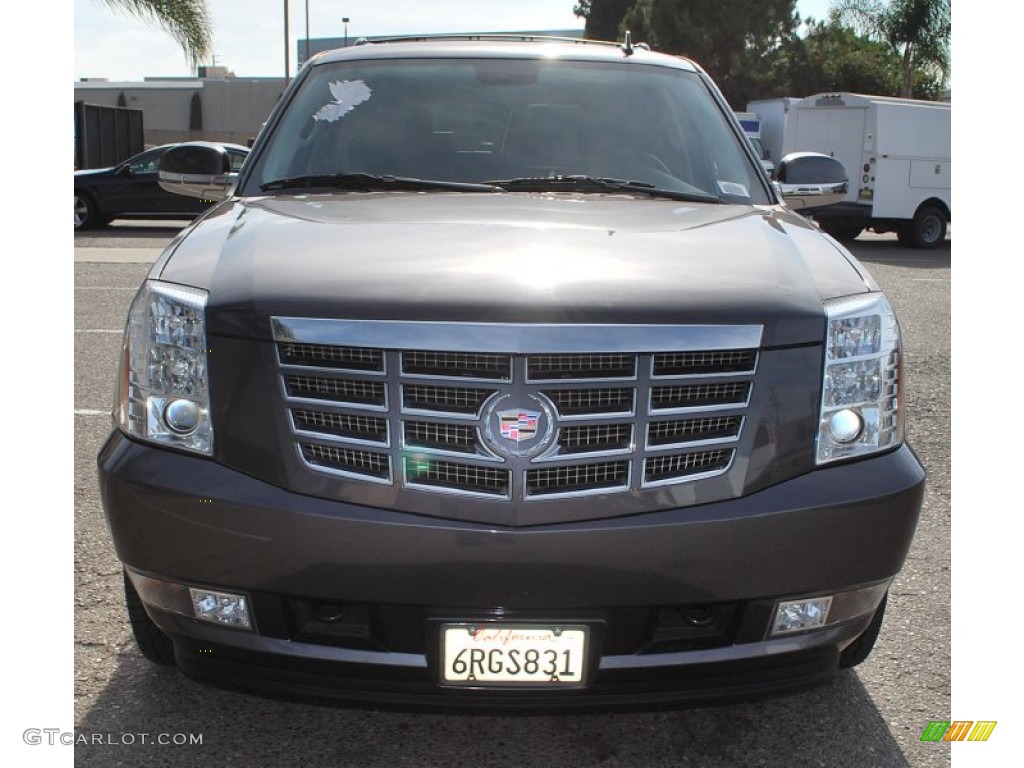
[781,92,950,248]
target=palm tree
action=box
[97,0,213,70]
[831,0,950,98]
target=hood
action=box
[74,166,115,178]
[156,192,874,347]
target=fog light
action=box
[828,409,863,443]
[164,398,200,434]
[771,596,833,635]
[189,588,252,630]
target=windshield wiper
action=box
[260,173,501,194]
[487,175,723,204]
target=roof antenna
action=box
[621,30,634,57]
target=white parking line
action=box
[75,329,122,334]
[75,409,110,417]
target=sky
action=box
[74,0,834,81]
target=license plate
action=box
[441,624,589,687]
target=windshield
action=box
[244,56,770,205]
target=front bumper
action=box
[99,432,924,709]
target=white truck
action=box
[780,92,950,248]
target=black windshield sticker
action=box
[313,80,372,122]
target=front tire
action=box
[124,571,177,666]
[74,192,99,230]
[901,205,947,249]
[817,219,863,242]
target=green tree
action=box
[779,20,901,96]
[620,0,800,108]
[573,0,637,41]
[98,0,213,70]
[830,0,950,97]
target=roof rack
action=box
[353,33,620,48]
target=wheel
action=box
[123,571,177,666]
[817,219,863,242]
[904,205,947,249]
[838,592,887,669]
[74,191,101,230]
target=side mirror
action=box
[774,152,847,211]
[158,142,236,201]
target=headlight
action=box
[116,281,212,455]
[816,293,903,464]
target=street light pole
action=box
[343,17,350,47]
[305,0,310,66]
[284,0,290,79]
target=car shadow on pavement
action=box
[74,223,189,241]
[847,238,950,271]
[74,654,917,768]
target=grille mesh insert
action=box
[647,416,742,446]
[403,351,511,380]
[528,354,635,380]
[286,375,386,406]
[651,382,750,410]
[527,461,630,496]
[404,421,477,452]
[292,410,387,443]
[559,424,632,453]
[402,384,496,415]
[301,443,390,479]
[405,458,510,496]
[279,343,384,371]
[645,450,733,483]
[652,350,756,376]
[544,388,634,416]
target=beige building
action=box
[74,74,289,148]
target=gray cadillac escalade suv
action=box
[97,35,924,709]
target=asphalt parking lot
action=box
[73,222,951,768]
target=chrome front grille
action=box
[273,319,760,501]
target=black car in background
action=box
[74,143,249,230]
